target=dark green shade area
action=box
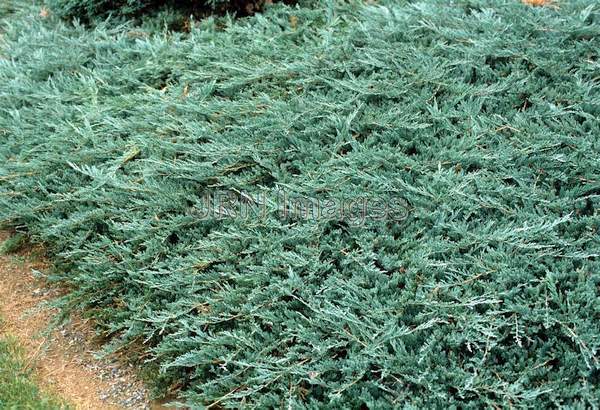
[45,0,274,20]
[1,0,599,407]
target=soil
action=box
[0,231,154,410]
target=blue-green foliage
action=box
[46,0,155,18]
[1,0,600,407]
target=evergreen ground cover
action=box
[1,0,599,407]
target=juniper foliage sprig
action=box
[1,0,600,407]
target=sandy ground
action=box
[0,231,153,409]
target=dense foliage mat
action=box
[1,0,600,407]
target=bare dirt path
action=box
[0,231,152,410]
